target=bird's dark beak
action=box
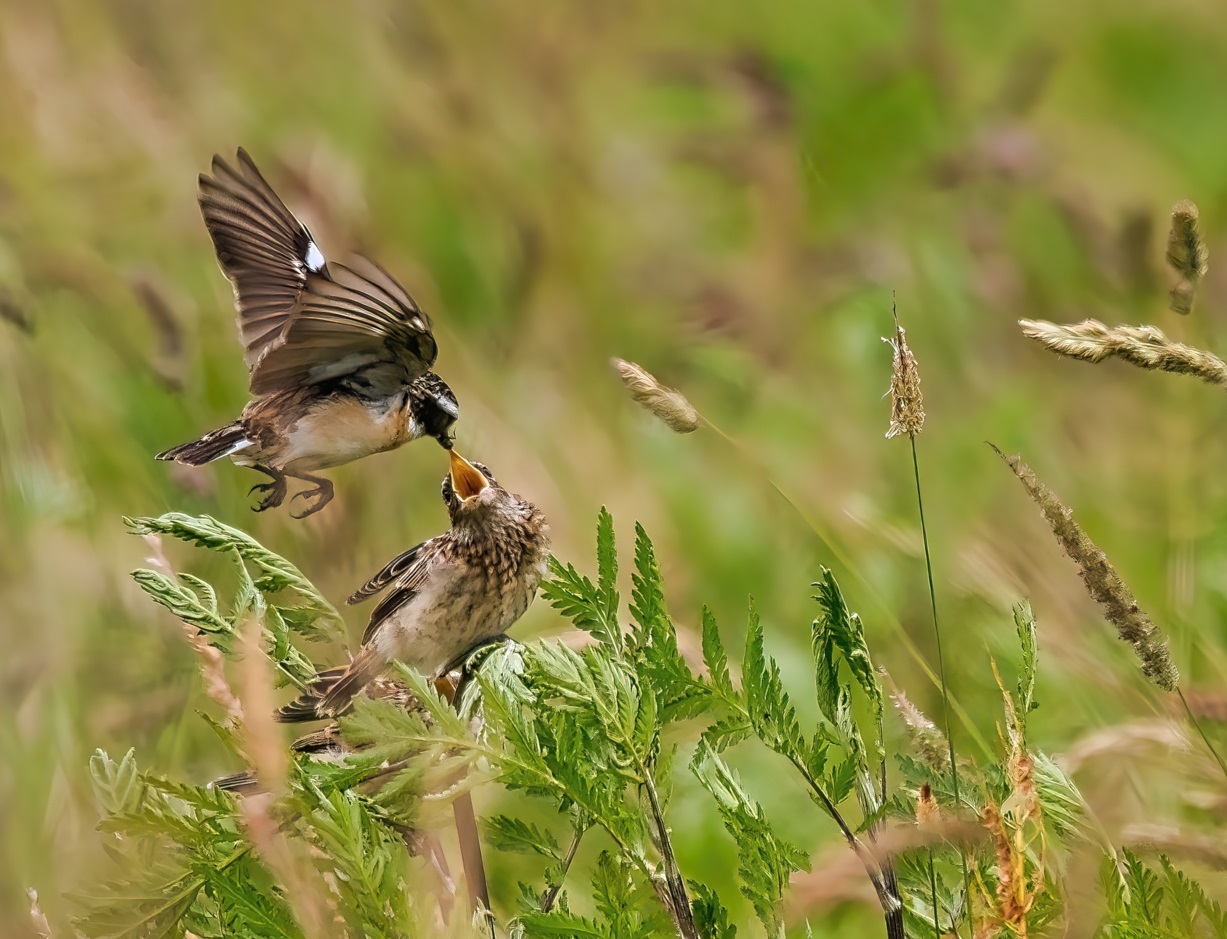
[449,450,489,501]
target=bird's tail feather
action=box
[275,666,349,723]
[156,422,249,465]
[211,770,259,792]
[319,648,382,717]
[276,653,382,723]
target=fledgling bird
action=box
[156,149,458,518]
[283,450,550,719]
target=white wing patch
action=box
[304,241,326,273]
[222,437,253,457]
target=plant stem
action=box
[787,755,899,926]
[927,849,941,939]
[911,436,971,938]
[541,823,587,913]
[700,415,993,759]
[437,674,493,936]
[642,773,700,939]
[1178,688,1227,782]
[880,862,906,939]
[453,793,491,927]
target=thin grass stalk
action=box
[911,438,971,938]
[1178,688,1227,783]
[927,850,941,939]
[697,415,993,759]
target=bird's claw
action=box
[248,479,286,512]
[289,485,333,519]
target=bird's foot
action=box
[248,471,287,512]
[443,635,517,706]
[289,479,334,519]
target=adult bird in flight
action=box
[156,149,458,517]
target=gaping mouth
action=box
[449,450,489,501]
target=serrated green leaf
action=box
[700,607,736,701]
[124,513,342,637]
[742,601,805,763]
[90,748,145,817]
[824,754,858,807]
[488,816,562,860]
[596,507,620,642]
[1014,601,1038,736]
[515,909,611,938]
[131,570,230,638]
[689,880,737,939]
[811,568,882,747]
[691,741,809,932]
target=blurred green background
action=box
[4,0,1227,934]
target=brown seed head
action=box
[990,443,1179,691]
[916,783,940,828]
[1019,318,1227,387]
[1166,200,1208,315]
[885,321,924,439]
[611,358,699,433]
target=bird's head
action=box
[441,450,505,521]
[410,375,459,449]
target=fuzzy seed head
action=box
[916,783,940,828]
[888,683,949,773]
[885,323,925,439]
[1166,200,1208,316]
[611,358,699,433]
[990,443,1179,691]
[1019,318,1227,388]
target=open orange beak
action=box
[449,450,490,501]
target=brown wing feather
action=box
[199,149,439,397]
[347,539,433,605]
[198,149,318,369]
[361,543,441,645]
[247,260,437,396]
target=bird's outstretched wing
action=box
[199,149,437,397]
[198,149,320,368]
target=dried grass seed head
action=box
[1166,200,1208,316]
[611,357,699,433]
[885,321,925,439]
[990,443,1179,691]
[916,783,940,828]
[1019,318,1227,388]
[887,681,949,773]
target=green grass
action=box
[3,0,1227,934]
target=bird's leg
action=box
[443,635,514,705]
[286,472,335,519]
[247,465,288,512]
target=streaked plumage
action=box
[156,148,458,517]
[287,450,550,718]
